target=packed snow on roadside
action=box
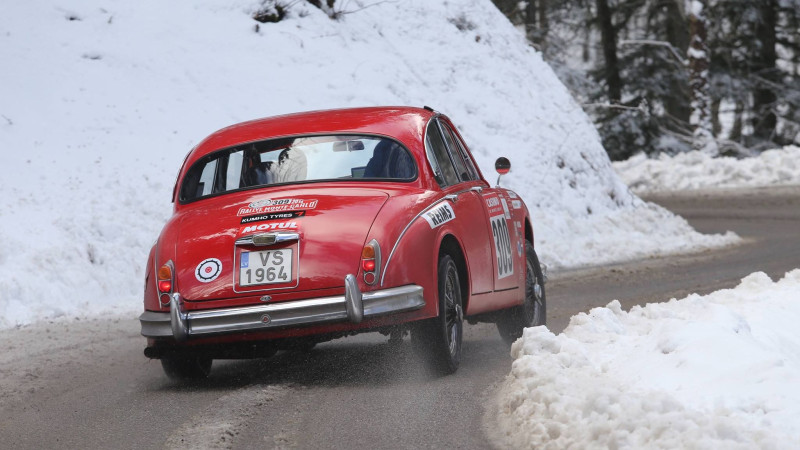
[493,269,800,449]
[0,0,736,328]
[614,146,800,194]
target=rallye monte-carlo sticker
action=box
[490,214,514,279]
[238,198,318,216]
[195,258,223,283]
[423,203,456,228]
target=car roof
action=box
[186,106,436,169]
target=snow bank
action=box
[494,270,800,449]
[614,146,800,193]
[0,0,734,328]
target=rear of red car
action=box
[140,110,441,376]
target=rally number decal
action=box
[490,214,514,279]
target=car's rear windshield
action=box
[180,134,417,203]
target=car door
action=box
[438,120,519,293]
[424,119,494,296]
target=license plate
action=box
[239,249,293,286]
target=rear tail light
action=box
[157,261,174,304]
[361,240,381,285]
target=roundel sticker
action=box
[195,258,222,283]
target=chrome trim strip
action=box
[140,284,424,339]
[364,239,381,286]
[235,231,300,246]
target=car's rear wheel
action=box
[160,355,213,380]
[496,241,546,345]
[412,253,463,375]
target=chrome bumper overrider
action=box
[139,274,425,340]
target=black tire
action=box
[496,241,546,345]
[412,254,464,375]
[160,355,213,380]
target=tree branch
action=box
[619,39,687,65]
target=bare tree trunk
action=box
[751,0,778,144]
[687,0,718,155]
[730,100,744,142]
[664,0,691,129]
[538,0,549,51]
[597,0,622,103]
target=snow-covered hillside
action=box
[614,146,800,193]
[494,270,800,448]
[0,0,735,328]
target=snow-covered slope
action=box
[614,146,800,193]
[493,270,800,448]
[0,0,734,328]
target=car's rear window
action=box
[180,134,417,202]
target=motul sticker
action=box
[195,258,222,283]
[241,210,305,224]
[508,191,518,199]
[238,198,318,216]
[511,200,522,209]
[423,203,456,228]
[239,221,298,234]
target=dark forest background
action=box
[491,0,800,160]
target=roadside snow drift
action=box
[0,0,735,328]
[494,270,800,449]
[614,146,800,193]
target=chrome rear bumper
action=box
[139,274,424,340]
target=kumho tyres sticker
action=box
[490,214,514,279]
[511,200,522,210]
[240,210,306,224]
[423,203,456,228]
[507,191,518,199]
[238,198,318,216]
[195,258,222,283]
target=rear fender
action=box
[143,244,159,311]
[377,217,440,319]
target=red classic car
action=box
[140,106,546,379]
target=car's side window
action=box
[438,121,475,182]
[441,123,480,181]
[225,150,244,191]
[425,120,460,187]
[198,159,217,197]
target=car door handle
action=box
[443,194,459,203]
[470,186,483,193]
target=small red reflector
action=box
[362,260,376,272]
[158,280,172,293]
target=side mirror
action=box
[495,157,510,186]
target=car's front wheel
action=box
[496,241,546,345]
[412,253,463,375]
[160,355,213,380]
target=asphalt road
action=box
[1,186,798,449]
